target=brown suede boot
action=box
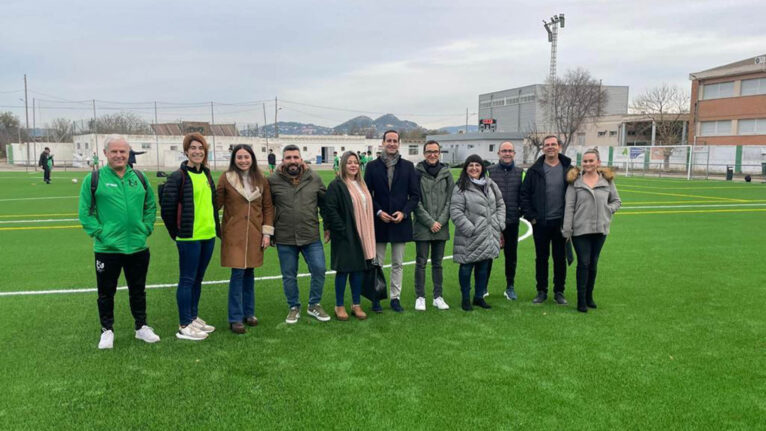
[334,306,349,321]
[351,305,367,320]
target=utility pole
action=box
[465,108,469,133]
[262,103,269,150]
[154,101,160,170]
[32,98,37,171]
[274,96,279,138]
[210,101,216,170]
[24,74,29,171]
[92,99,99,159]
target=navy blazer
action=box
[364,156,421,243]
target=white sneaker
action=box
[415,297,426,311]
[98,330,114,349]
[433,297,450,310]
[176,325,208,341]
[135,325,161,343]
[191,317,215,333]
[483,291,489,298]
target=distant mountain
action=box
[438,125,479,134]
[252,114,424,137]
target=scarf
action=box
[381,152,400,188]
[424,161,442,178]
[345,179,376,260]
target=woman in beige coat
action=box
[562,148,621,313]
[216,144,274,333]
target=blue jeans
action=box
[458,259,491,300]
[276,241,326,308]
[176,238,215,326]
[335,271,363,306]
[228,268,255,323]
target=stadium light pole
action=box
[542,14,565,81]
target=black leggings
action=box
[571,234,606,294]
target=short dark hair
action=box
[542,135,560,146]
[423,140,440,151]
[282,144,300,155]
[382,130,399,142]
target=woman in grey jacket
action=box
[562,149,621,313]
[450,155,505,311]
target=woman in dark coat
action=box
[324,152,376,321]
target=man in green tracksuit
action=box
[78,135,160,349]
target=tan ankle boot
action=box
[351,305,367,320]
[334,306,349,321]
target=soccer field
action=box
[0,169,764,430]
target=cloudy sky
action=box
[2,0,765,129]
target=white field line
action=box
[0,196,79,202]
[0,220,533,297]
[622,203,766,210]
[0,216,162,224]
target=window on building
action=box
[479,101,492,108]
[492,99,504,107]
[408,145,418,156]
[303,146,307,152]
[702,81,734,100]
[577,132,586,146]
[141,143,151,149]
[261,147,266,152]
[598,131,606,137]
[506,97,519,105]
[700,120,732,136]
[170,145,178,151]
[341,146,345,151]
[738,118,766,134]
[76,143,81,150]
[741,78,766,96]
[489,144,495,152]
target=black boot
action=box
[586,287,597,309]
[461,296,473,311]
[577,287,587,313]
[472,297,492,309]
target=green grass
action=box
[0,169,765,430]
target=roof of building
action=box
[689,54,766,80]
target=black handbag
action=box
[361,259,388,301]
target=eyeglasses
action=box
[424,150,440,155]
[499,150,515,153]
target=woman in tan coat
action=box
[216,144,274,333]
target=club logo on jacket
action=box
[95,260,105,273]
[128,179,138,187]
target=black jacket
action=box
[324,178,368,273]
[160,161,221,240]
[520,154,573,226]
[363,156,420,243]
[488,162,523,224]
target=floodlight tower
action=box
[543,14,565,80]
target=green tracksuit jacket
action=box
[78,166,157,254]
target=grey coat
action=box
[450,178,506,264]
[562,169,621,238]
[413,162,454,241]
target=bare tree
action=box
[0,111,24,158]
[48,118,74,142]
[88,111,152,135]
[631,84,690,169]
[522,121,544,162]
[540,68,608,152]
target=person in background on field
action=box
[268,144,332,324]
[487,141,524,301]
[91,152,99,171]
[333,151,340,174]
[520,135,573,305]
[215,144,274,333]
[364,130,420,313]
[562,148,621,313]
[78,135,160,349]
[128,149,146,169]
[160,132,221,341]
[324,151,376,321]
[412,140,454,311]
[38,147,53,184]
[267,149,276,175]
[450,154,505,311]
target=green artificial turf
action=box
[0,169,764,430]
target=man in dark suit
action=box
[364,130,420,313]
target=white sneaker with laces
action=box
[98,329,114,349]
[415,297,426,311]
[176,325,208,341]
[191,317,215,333]
[433,297,450,310]
[135,325,161,343]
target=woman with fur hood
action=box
[562,148,621,313]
